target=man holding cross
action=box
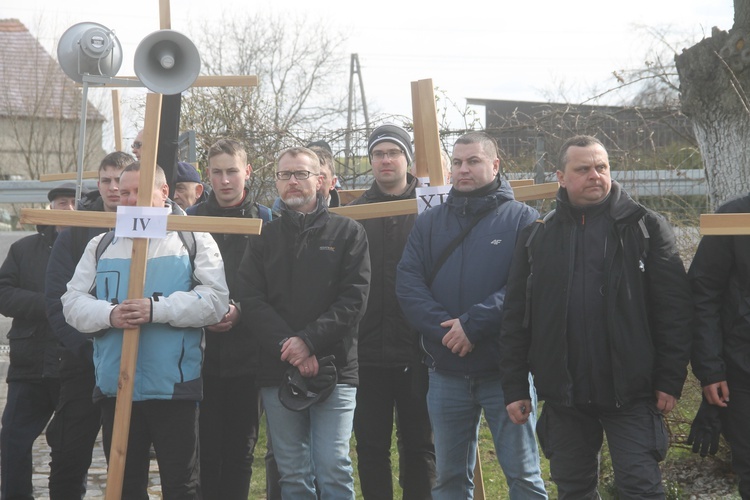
[500,135,693,499]
[237,146,370,499]
[349,124,436,499]
[396,131,546,499]
[61,162,229,499]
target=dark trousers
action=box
[537,400,668,500]
[46,371,101,500]
[353,365,436,500]
[199,373,260,500]
[100,398,201,500]
[725,371,750,499]
[0,379,59,500]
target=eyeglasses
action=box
[371,149,404,162]
[131,141,142,149]
[275,170,318,181]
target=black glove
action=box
[687,399,723,457]
[308,355,336,393]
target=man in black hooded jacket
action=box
[501,135,693,499]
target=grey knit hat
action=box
[368,124,413,165]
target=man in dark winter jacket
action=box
[187,138,273,500]
[237,146,370,499]
[349,123,435,499]
[44,151,133,498]
[396,131,546,500]
[689,193,750,499]
[0,182,77,499]
[501,135,693,499]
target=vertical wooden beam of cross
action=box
[103,92,162,500]
[411,79,445,188]
[112,90,122,152]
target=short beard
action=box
[282,193,316,210]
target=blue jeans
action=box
[261,384,356,500]
[427,370,547,500]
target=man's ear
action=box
[556,169,565,187]
[195,183,204,197]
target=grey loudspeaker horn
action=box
[57,22,123,83]
[134,30,201,95]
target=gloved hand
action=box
[687,398,723,457]
[308,355,336,393]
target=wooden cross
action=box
[22,3,260,498]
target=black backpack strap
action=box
[176,231,198,284]
[95,231,116,263]
[637,215,650,271]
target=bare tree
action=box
[675,0,750,208]
[180,12,348,205]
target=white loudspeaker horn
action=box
[57,22,123,83]
[134,30,201,95]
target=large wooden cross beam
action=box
[700,213,750,235]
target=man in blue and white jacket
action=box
[62,162,229,500]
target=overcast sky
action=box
[4,0,736,147]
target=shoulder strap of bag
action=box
[426,206,495,287]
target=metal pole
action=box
[75,80,90,206]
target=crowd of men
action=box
[0,125,747,500]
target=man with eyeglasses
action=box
[272,141,340,212]
[308,142,340,208]
[347,124,436,499]
[397,132,547,499]
[237,146,370,499]
[131,129,144,160]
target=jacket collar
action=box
[202,187,257,218]
[445,176,514,216]
[280,194,330,232]
[362,173,419,202]
[556,180,645,222]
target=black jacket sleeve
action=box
[45,228,93,361]
[644,212,694,398]
[499,223,535,405]
[0,237,46,320]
